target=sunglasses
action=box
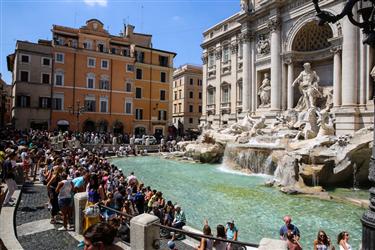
[319,234,325,237]
[345,234,349,236]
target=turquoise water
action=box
[111,156,364,248]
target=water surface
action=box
[111,156,364,248]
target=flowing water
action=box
[111,156,364,248]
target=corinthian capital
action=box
[267,18,281,32]
[215,50,222,60]
[330,45,342,54]
[240,30,254,43]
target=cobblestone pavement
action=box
[16,183,79,250]
[15,182,195,250]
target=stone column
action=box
[367,46,374,101]
[231,42,239,115]
[341,15,358,106]
[331,46,342,107]
[359,32,367,106]
[201,54,208,118]
[74,192,88,234]
[215,46,222,117]
[286,59,294,110]
[268,18,282,111]
[130,213,160,250]
[251,39,257,113]
[241,26,253,114]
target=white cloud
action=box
[83,0,108,7]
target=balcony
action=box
[208,65,216,79]
[221,102,231,110]
[207,104,216,111]
[221,61,231,75]
[236,101,242,108]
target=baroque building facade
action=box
[172,64,203,132]
[201,0,374,135]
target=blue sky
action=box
[0,0,239,84]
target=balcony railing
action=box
[221,102,231,109]
[207,104,216,111]
[237,101,243,107]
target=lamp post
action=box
[68,100,85,132]
[312,0,375,249]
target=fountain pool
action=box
[111,156,364,248]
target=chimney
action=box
[126,24,135,37]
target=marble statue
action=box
[258,73,271,107]
[240,0,249,12]
[293,108,319,140]
[317,110,335,137]
[292,62,322,111]
[256,35,270,55]
[250,115,267,136]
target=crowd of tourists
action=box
[0,128,354,250]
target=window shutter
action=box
[26,96,31,107]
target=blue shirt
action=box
[72,176,84,188]
[226,225,238,240]
[279,224,300,240]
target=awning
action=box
[57,120,69,126]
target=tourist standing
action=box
[314,230,335,250]
[285,224,302,250]
[197,219,213,250]
[213,224,227,250]
[84,173,102,231]
[1,151,18,206]
[56,172,73,231]
[337,231,352,250]
[279,215,300,241]
[46,162,63,224]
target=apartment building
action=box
[0,73,12,126]
[7,40,53,130]
[172,64,202,133]
[8,19,176,136]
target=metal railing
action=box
[98,204,260,248]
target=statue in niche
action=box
[292,62,322,111]
[258,73,271,108]
[256,34,270,55]
[240,0,249,12]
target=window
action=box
[160,72,166,83]
[123,46,130,57]
[178,103,182,113]
[99,78,110,90]
[55,71,64,86]
[87,74,95,89]
[223,45,230,63]
[160,90,166,101]
[101,59,109,69]
[174,104,177,113]
[223,24,228,31]
[136,87,142,98]
[16,95,30,107]
[52,93,64,110]
[222,87,230,103]
[55,53,64,63]
[189,105,193,112]
[39,97,51,109]
[159,56,169,67]
[20,71,29,82]
[208,88,215,105]
[189,91,193,99]
[111,48,117,54]
[100,98,108,113]
[190,78,193,85]
[85,98,96,112]
[97,43,105,52]
[198,79,202,86]
[158,110,167,121]
[210,32,214,38]
[83,40,92,49]
[88,57,96,68]
[71,40,78,48]
[136,68,142,79]
[174,91,177,100]
[179,90,182,99]
[56,37,65,45]
[189,118,193,124]
[199,92,202,99]
[199,105,202,113]
[135,109,143,120]
[208,53,215,67]
[42,57,51,66]
[135,51,145,63]
[126,81,132,92]
[125,101,132,114]
[41,73,50,84]
[239,43,243,58]
[21,54,30,63]
[127,64,134,72]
